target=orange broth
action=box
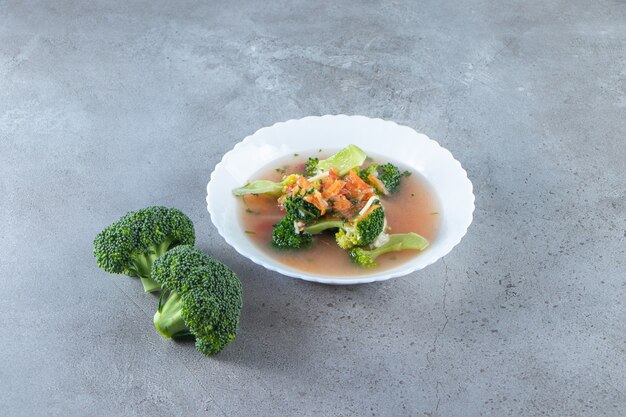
[238,152,440,277]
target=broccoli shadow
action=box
[206,259,393,372]
[171,334,196,343]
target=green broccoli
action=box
[302,217,344,234]
[152,245,243,356]
[359,162,402,195]
[335,205,385,249]
[93,206,195,292]
[348,233,429,268]
[272,216,345,249]
[271,216,313,249]
[281,195,322,221]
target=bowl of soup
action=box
[206,115,474,285]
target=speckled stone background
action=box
[1,1,625,416]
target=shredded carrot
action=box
[367,173,388,195]
[304,189,328,215]
[330,196,353,218]
[275,169,379,221]
[321,174,334,191]
[354,203,380,222]
[322,179,346,199]
[321,169,341,189]
[296,176,310,190]
[344,170,375,202]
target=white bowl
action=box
[206,115,474,285]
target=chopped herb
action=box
[244,230,256,235]
[318,148,322,152]
[365,156,374,162]
[430,212,439,215]
[401,170,412,177]
[245,208,260,215]
[294,153,299,157]
[275,167,287,174]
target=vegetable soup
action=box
[238,151,440,277]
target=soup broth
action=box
[238,152,440,277]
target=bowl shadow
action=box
[205,259,395,372]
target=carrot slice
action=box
[322,179,346,199]
[354,204,380,222]
[331,196,353,217]
[345,170,374,201]
[304,189,328,215]
[345,170,367,188]
[296,176,312,194]
[367,173,388,195]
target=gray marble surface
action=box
[1,1,625,416]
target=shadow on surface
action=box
[207,257,399,372]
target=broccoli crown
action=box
[358,165,377,182]
[281,195,321,222]
[152,245,243,356]
[271,216,313,249]
[93,206,195,279]
[348,247,378,268]
[359,163,402,194]
[335,206,385,249]
[151,244,215,286]
[377,163,401,192]
[305,157,319,177]
[348,232,430,268]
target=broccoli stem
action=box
[349,233,429,268]
[139,276,161,293]
[130,238,175,292]
[304,219,344,234]
[232,180,284,197]
[369,233,429,258]
[153,291,189,338]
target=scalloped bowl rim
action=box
[206,115,474,285]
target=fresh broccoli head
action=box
[348,233,429,268]
[93,206,195,292]
[152,245,243,356]
[281,195,322,221]
[335,205,385,249]
[271,216,313,249]
[272,216,344,249]
[360,162,402,195]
